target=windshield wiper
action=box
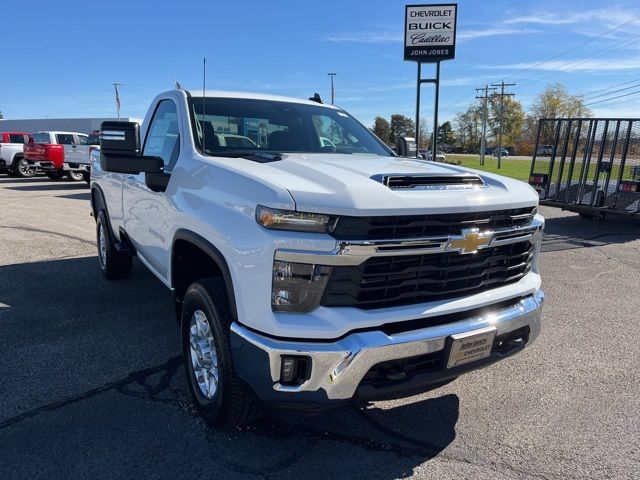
[204,150,284,163]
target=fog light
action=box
[272,261,331,312]
[280,356,310,385]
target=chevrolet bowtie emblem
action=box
[447,228,492,254]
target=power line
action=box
[580,82,640,100]
[578,77,640,97]
[516,32,640,88]
[583,88,640,107]
[501,15,640,82]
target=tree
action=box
[436,121,455,148]
[530,83,591,119]
[488,95,525,149]
[389,114,415,146]
[0,111,3,119]
[372,116,390,144]
[520,83,591,155]
[418,117,430,149]
[453,104,483,153]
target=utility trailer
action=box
[529,118,640,219]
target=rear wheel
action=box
[182,278,260,428]
[67,171,84,181]
[13,158,36,178]
[45,171,65,181]
[96,210,132,279]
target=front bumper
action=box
[230,289,544,409]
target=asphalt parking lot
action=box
[1,174,639,480]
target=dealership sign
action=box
[404,3,457,63]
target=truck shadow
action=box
[1,255,459,478]
[3,183,88,192]
[541,208,640,252]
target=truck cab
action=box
[91,89,544,428]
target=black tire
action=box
[96,210,132,279]
[181,278,260,428]
[45,171,65,181]
[67,171,84,181]
[82,172,90,184]
[12,157,36,178]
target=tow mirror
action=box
[99,121,163,175]
[396,136,417,158]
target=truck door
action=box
[55,133,76,164]
[72,134,90,166]
[122,98,181,282]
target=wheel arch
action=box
[171,230,239,321]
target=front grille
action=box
[332,207,535,240]
[322,241,534,309]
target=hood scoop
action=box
[372,174,484,190]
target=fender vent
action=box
[378,174,484,190]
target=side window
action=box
[143,100,180,171]
[75,135,88,145]
[56,134,75,145]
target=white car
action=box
[91,89,544,428]
[423,149,446,162]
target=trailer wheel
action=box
[182,277,261,429]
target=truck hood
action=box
[217,153,538,216]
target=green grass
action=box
[446,155,532,182]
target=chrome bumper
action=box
[231,290,544,404]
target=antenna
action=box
[200,57,206,155]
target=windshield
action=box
[189,97,392,157]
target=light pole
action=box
[327,73,337,105]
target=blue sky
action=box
[1,0,639,129]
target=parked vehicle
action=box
[24,131,90,181]
[0,132,36,177]
[82,130,100,184]
[91,89,544,428]
[484,147,494,155]
[536,145,553,156]
[493,147,509,157]
[423,149,447,162]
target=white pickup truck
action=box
[91,89,545,428]
[0,132,36,177]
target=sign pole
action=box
[432,61,440,157]
[405,4,457,160]
[415,62,421,157]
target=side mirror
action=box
[99,121,164,175]
[396,137,418,158]
[100,121,140,154]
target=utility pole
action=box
[491,81,515,169]
[327,73,337,105]
[476,85,496,166]
[113,82,124,120]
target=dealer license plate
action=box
[446,326,496,369]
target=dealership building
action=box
[0,117,141,134]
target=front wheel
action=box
[96,210,132,279]
[182,278,260,428]
[67,171,84,181]
[13,158,36,178]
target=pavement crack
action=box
[0,356,183,429]
[0,224,94,246]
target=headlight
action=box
[272,261,331,312]
[256,205,338,233]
